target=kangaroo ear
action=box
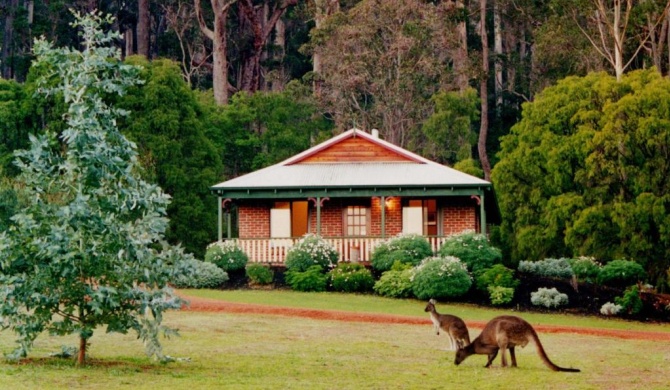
[429,299,436,304]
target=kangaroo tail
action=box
[529,327,580,373]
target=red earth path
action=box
[180,294,670,342]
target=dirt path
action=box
[180,294,670,342]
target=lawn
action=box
[0,290,668,389]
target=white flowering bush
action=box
[205,240,249,272]
[410,256,473,300]
[530,287,569,309]
[438,230,501,273]
[600,302,623,316]
[371,233,433,273]
[284,234,338,272]
[518,258,574,279]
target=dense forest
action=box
[2,1,670,289]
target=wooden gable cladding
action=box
[295,136,417,164]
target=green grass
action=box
[0,290,669,389]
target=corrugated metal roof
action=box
[211,161,489,190]
[211,128,490,191]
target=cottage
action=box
[210,128,498,263]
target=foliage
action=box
[285,265,328,292]
[410,256,472,300]
[245,264,274,286]
[438,230,502,273]
[487,286,515,306]
[530,287,569,309]
[373,261,414,298]
[475,264,519,292]
[0,11,191,363]
[518,258,575,279]
[492,70,670,288]
[117,56,223,259]
[568,256,602,283]
[284,234,339,273]
[370,233,433,273]
[614,285,643,315]
[597,259,647,288]
[421,88,479,165]
[328,263,375,293]
[204,241,249,272]
[313,0,459,145]
[600,302,623,316]
[172,259,229,289]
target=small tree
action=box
[0,11,191,365]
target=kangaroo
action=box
[424,299,470,351]
[454,315,580,372]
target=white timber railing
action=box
[225,236,449,264]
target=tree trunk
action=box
[479,0,491,180]
[195,0,237,105]
[77,335,87,365]
[313,0,340,95]
[454,0,469,92]
[2,0,18,80]
[493,0,503,113]
[137,0,150,58]
[271,18,286,91]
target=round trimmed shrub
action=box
[205,241,249,272]
[172,259,229,289]
[410,256,472,300]
[475,264,519,292]
[246,263,274,286]
[518,258,574,279]
[568,256,601,283]
[329,263,375,293]
[530,287,569,309]
[370,234,433,273]
[487,286,515,306]
[597,259,647,288]
[438,231,502,273]
[373,261,414,298]
[284,234,338,272]
[285,265,328,292]
[600,302,623,316]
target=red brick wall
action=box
[237,197,478,238]
[238,202,270,238]
[441,198,477,235]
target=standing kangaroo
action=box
[454,315,580,372]
[424,299,470,350]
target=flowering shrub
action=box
[518,258,574,279]
[410,256,472,300]
[329,263,375,293]
[438,230,501,273]
[284,234,339,273]
[370,234,433,273]
[373,261,414,298]
[600,302,623,316]
[246,263,274,286]
[488,286,515,306]
[597,259,647,288]
[205,241,249,272]
[172,259,229,289]
[568,256,602,283]
[530,287,569,309]
[285,265,328,292]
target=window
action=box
[402,199,439,236]
[345,205,369,236]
